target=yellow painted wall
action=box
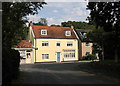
[82,42,93,56]
[33,39,78,62]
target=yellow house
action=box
[29,21,79,63]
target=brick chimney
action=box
[30,21,33,27]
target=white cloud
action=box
[53,10,58,13]
[26,2,90,25]
[26,15,41,23]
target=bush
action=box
[82,54,97,60]
[2,47,20,85]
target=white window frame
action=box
[42,54,49,60]
[65,31,71,36]
[63,50,75,58]
[56,42,60,46]
[42,41,49,46]
[41,29,47,35]
[67,42,73,46]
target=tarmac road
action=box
[19,61,119,84]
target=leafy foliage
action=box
[2,2,46,85]
[33,18,48,26]
[2,2,46,48]
[87,2,120,62]
[61,21,95,30]
[82,54,97,60]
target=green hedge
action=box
[82,54,97,60]
[2,47,20,85]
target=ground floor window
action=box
[63,50,75,58]
[86,52,90,55]
[42,54,49,60]
[19,51,26,58]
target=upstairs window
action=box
[67,42,73,46]
[65,31,71,36]
[41,29,47,35]
[56,42,60,46]
[42,41,49,46]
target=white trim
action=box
[30,26,35,38]
[42,54,49,60]
[65,31,71,36]
[73,29,79,40]
[41,29,47,35]
[14,48,33,50]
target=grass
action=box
[88,60,120,80]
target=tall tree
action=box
[87,2,120,62]
[33,18,48,26]
[61,21,95,30]
[2,2,46,48]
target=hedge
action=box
[2,47,20,85]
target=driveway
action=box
[19,62,118,84]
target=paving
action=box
[19,61,119,84]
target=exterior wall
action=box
[78,40,82,60]
[14,48,34,64]
[34,39,78,62]
[82,42,93,57]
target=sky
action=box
[26,1,90,26]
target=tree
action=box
[2,2,46,48]
[2,2,46,85]
[61,21,95,30]
[33,18,48,26]
[87,2,120,62]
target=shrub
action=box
[82,54,97,60]
[2,47,20,85]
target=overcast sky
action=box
[26,1,90,26]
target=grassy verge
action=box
[88,60,120,80]
[77,60,120,82]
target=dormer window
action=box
[41,29,47,35]
[65,31,71,36]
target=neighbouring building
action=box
[75,29,93,59]
[28,21,79,63]
[14,40,34,64]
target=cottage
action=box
[14,40,34,64]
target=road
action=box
[19,62,118,84]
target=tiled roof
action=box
[32,25,77,39]
[14,40,33,48]
[75,29,93,42]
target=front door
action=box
[26,52,31,63]
[57,52,60,62]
